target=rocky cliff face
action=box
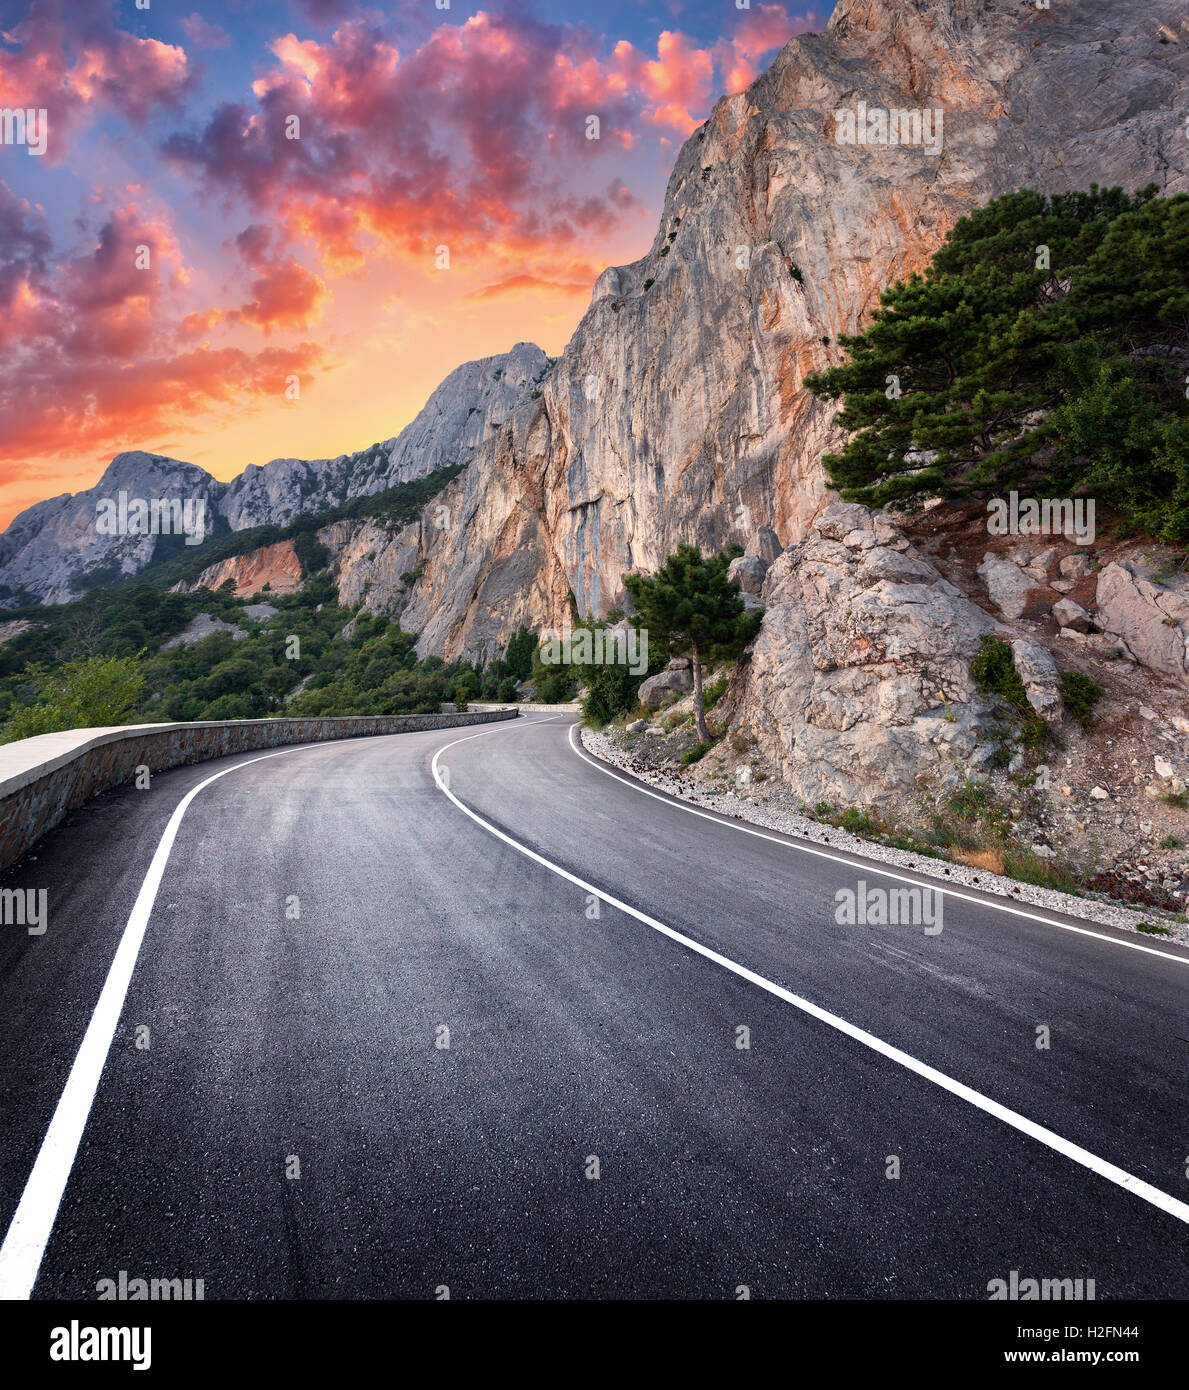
[172,540,304,600]
[0,344,548,606]
[357,0,1189,660]
[5,0,1188,689]
[728,503,1003,810]
[0,452,223,606]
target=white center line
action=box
[432,720,1189,1230]
[568,722,1189,966]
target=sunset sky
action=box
[0,0,826,529]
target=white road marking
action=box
[0,735,395,1302]
[433,721,1189,1229]
[568,722,1189,967]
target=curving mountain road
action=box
[0,713,1186,1300]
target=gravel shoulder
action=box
[580,723,1189,950]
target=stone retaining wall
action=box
[0,710,517,870]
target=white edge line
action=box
[431,720,1189,1229]
[568,722,1189,968]
[0,740,363,1301]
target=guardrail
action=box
[441,701,582,714]
[0,710,518,870]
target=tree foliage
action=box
[805,186,1189,539]
[1,653,146,743]
[623,545,759,740]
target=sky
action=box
[0,0,828,529]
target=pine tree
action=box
[623,545,759,742]
[804,184,1189,539]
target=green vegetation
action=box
[829,806,888,838]
[807,782,1086,896]
[679,740,714,765]
[970,635,1047,747]
[971,636,1030,710]
[948,778,991,821]
[1,654,146,743]
[805,186,1189,540]
[0,450,581,732]
[1056,669,1105,729]
[0,554,560,737]
[568,617,663,726]
[624,545,760,742]
[702,675,729,711]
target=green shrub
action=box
[949,779,990,821]
[833,807,885,836]
[680,741,714,765]
[702,676,729,710]
[971,637,1029,710]
[971,636,1049,745]
[1000,847,1084,893]
[2,654,146,743]
[1057,669,1105,729]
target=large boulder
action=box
[1052,597,1091,633]
[814,501,876,543]
[728,554,768,595]
[1059,553,1095,580]
[638,667,693,707]
[977,554,1038,621]
[1095,562,1189,687]
[730,507,1001,810]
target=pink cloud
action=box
[180,13,230,50]
[0,0,195,160]
[161,13,694,276]
[0,184,326,466]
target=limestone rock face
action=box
[173,540,303,599]
[746,527,784,566]
[1095,562,1189,687]
[0,346,548,605]
[730,504,1001,809]
[316,519,422,618]
[363,0,1189,659]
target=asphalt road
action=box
[0,713,1186,1300]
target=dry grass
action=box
[953,847,1006,874]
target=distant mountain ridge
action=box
[0,342,551,606]
[5,0,1188,659]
